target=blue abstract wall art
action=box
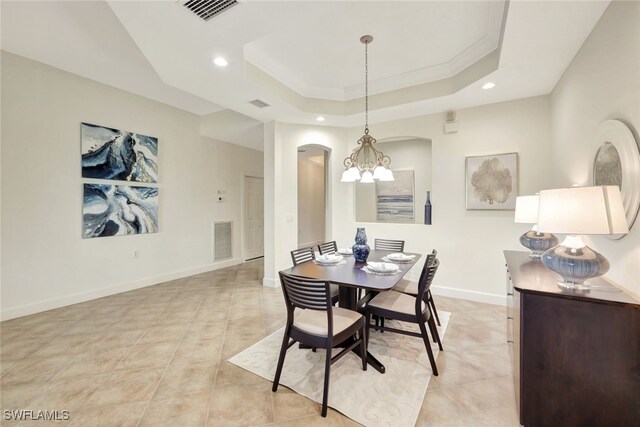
[81,122,158,183]
[83,184,158,238]
[376,170,415,222]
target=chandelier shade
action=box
[341,35,394,183]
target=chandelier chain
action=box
[364,39,369,134]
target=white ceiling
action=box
[1,1,610,150]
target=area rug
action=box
[228,311,450,427]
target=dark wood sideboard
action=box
[504,250,640,427]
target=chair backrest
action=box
[374,238,405,252]
[291,247,315,266]
[415,259,440,311]
[279,272,332,311]
[278,272,333,335]
[317,241,337,255]
[426,249,438,266]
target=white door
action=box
[243,176,264,260]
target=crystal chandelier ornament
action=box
[341,35,394,183]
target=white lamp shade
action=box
[537,185,629,235]
[341,169,356,182]
[514,195,539,224]
[379,168,394,181]
[349,167,361,180]
[360,170,374,183]
[372,165,386,180]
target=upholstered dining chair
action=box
[290,247,339,305]
[359,259,442,376]
[368,238,405,327]
[393,249,441,326]
[374,238,405,252]
[317,241,338,255]
[273,272,367,417]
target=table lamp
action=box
[537,185,629,289]
[514,195,559,258]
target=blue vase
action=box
[352,228,370,262]
[424,191,432,225]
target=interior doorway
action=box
[243,176,264,260]
[297,146,327,248]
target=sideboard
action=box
[504,250,640,426]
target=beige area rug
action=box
[229,312,450,427]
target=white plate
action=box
[366,262,400,273]
[387,253,414,261]
[337,248,353,255]
[316,254,343,265]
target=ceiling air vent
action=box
[249,99,270,109]
[181,0,238,22]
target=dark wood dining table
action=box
[281,249,422,373]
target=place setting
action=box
[314,253,346,266]
[381,252,416,263]
[361,261,401,275]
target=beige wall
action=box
[264,96,552,303]
[550,0,640,297]
[347,96,553,303]
[355,138,432,223]
[263,123,351,286]
[0,52,263,319]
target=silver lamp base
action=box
[541,235,610,290]
[519,230,559,258]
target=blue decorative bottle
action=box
[352,228,370,262]
[425,191,432,225]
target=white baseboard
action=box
[262,277,279,288]
[431,285,506,306]
[0,258,243,321]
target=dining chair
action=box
[374,238,405,252]
[359,259,442,376]
[291,246,316,265]
[317,241,338,255]
[290,247,339,305]
[273,272,367,417]
[393,249,441,325]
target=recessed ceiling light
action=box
[482,82,496,90]
[213,57,228,67]
[316,116,325,122]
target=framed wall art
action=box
[81,122,158,183]
[83,184,158,238]
[376,169,415,222]
[466,152,518,210]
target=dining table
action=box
[281,249,422,374]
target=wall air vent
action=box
[181,0,238,22]
[214,221,233,261]
[249,99,271,109]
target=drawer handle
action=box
[507,316,513,320]
[507,339,514,344]
[507,292,513,296]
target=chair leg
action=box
[428,292,441,326]
[272,330,290,392]
[427,313,437,343]
[429,315,444,351]
[360,319,367,371]
[321,347,332,417]
[418,320,439,376]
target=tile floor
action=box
[0,260,519,426]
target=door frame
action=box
[241,172,264,262]
[296,144,332,246]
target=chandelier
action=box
[341,35,394,183]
